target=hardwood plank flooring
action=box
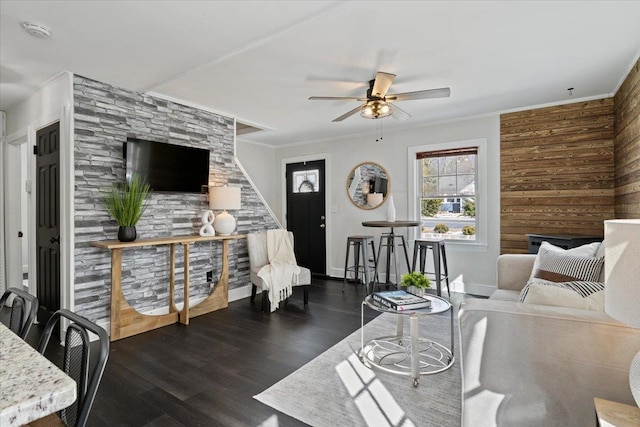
[95,279,377,427]
[19,279,477,426]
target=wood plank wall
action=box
[614,58,640,218]
[500,99,615,254]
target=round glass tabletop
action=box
[363,294,451,316]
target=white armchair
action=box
[247,231,311,311]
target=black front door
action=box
[36,122,61,323]
[285,160,326,275]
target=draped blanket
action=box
[257,229,301,312]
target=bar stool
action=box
[412,239,450,297]
[343,235,378,293]
[373,233,411,292]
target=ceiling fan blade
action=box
[309,96,362,101]
[332,105,363,122]
[387,87,451,101]
[371,72,396,98]
[391,104,411,121]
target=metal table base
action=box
[359,295,454,387]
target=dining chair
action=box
[35,309,109,427]
[0,287,38,339]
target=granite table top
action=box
[0,323,76,426]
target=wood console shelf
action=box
[91,234,245,341]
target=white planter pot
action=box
[406,286,425,297]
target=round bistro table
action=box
[362,220,420,291]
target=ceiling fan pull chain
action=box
[375,121,384,142]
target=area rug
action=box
[254,307,461,427]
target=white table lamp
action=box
[367,193,383,208]
[604,219,640,407]
[209,186,241,236]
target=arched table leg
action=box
[109,248,179,341]
[188,239,230,318]
[95,235,243,341]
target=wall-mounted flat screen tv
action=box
[125,138,210,193]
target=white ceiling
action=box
[2,1,640,147]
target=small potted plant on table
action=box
[104,174,150,242]
[400,271,431,297]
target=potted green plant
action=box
[104,174,151,242]
[400,271,431,297]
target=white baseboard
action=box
[230,284,253,301]
[329,267,494,297]
[328,267,399,283]
[451,281,495,297]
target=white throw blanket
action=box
[257,229,301,312]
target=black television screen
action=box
[125,138,210,193]
[374,177,388,195]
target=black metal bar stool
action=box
[343,235,378,293]
[373,232,411,292]
[412,239,450,297]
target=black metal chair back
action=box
[37,309,109,427]
[0,287,38,339]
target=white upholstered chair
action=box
[247,231,311,311]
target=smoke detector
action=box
[21,22,51,39]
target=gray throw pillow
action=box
[519,280,605,302]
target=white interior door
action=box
[3,133,29,291]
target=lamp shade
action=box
[604,219,640,408]
[604,219,640,327]
[367,193,383,207]
[209,186,241,211]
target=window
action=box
[417,147,478,241]
[292,169,319,193]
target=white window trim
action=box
[407,138,488,248]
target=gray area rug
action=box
[254,302,462,427]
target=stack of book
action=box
[372,290,431,311]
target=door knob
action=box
[320,216,325,220]
[320,224,325,228]
[50,236,60,244]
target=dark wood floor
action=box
[17,279,479,426]
[90,279,380,427]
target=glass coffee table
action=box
[359,294,454,387]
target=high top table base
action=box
[362,221,420,291]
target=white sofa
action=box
[458,253,640,426]
[246,231,311,312]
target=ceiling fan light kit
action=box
[309,71,450,122]
[361,100,392,119]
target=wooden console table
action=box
[91,234,244,341]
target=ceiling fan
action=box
[309,71,450,122]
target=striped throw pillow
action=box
[533,248,604,283]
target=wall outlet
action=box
[206,270,213,282]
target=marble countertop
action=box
[0,323,77,426]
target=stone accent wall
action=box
[73,75,277,324]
